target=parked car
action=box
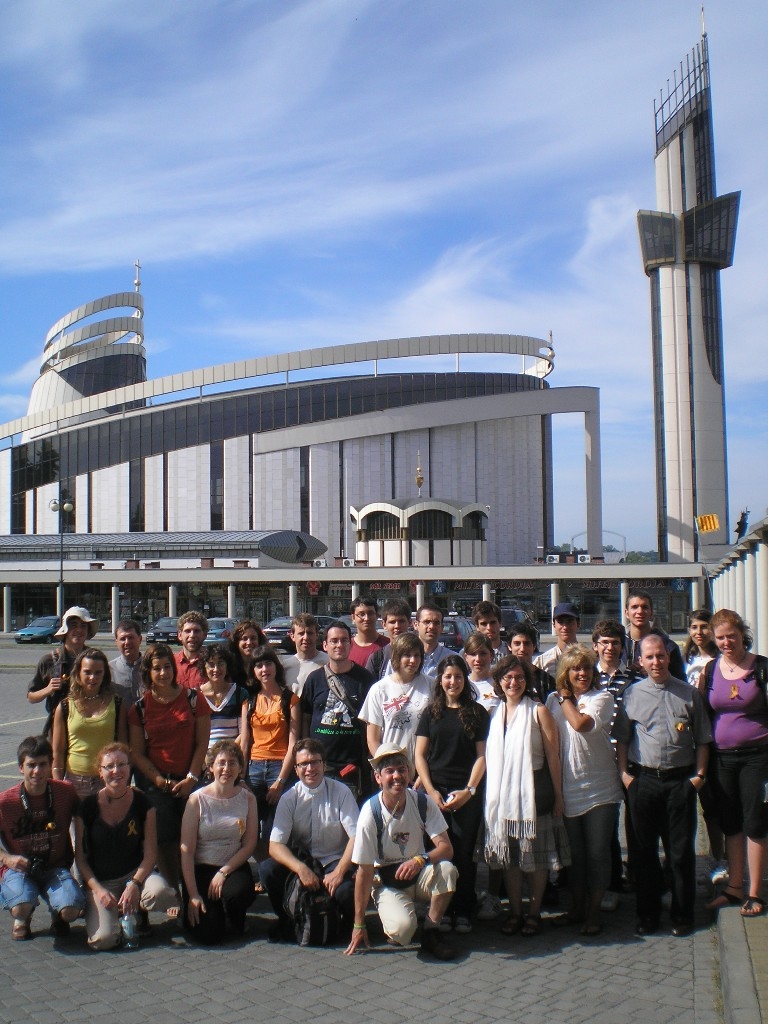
[145,616,181,644]
[439,614,476,652]
[15,615,60,644]
[500,608,541,651]
[203,617,238,645]
[262,614,337,653]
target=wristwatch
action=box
[557,693,574,705]
[467,786,477,797]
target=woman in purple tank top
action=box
[704,609,768,917]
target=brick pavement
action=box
[0,638,728,1024]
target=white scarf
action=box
[484,696,538,863]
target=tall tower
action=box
[638,30,739,562]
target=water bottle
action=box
[120,913,139,951]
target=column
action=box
[584,406,603,557]
[3,585,11,633]
[111,585,120,634]
[619,581,629,623]
[734,556,746,618]
[351,583,360,602]
[482,582,492,602]
[288,583,298,617]
[416,582,426,609]
[756,541,768,655]
[690,577,703,610]
[168,584,178,618]
[227,584,236,619]
[744,547,758,644]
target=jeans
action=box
[0,866,85,915]
[248,759,285,841]
[564,802,618,894]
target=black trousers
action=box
[627,771,697,925]
[182,862,254,944]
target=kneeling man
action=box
[261,738,358,941]
[0,736,85,940]
[345,743,458,960]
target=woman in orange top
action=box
[246,645,300,849]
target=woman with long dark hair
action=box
[227,620,268,692]
[246,645,300,848]
[414,655,488,933]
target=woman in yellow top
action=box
[52,648,129,797]
[246,645,300,850]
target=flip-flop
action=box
[706,887,743,912]
[500,914,522,935]
[521,914,541,937]
[741,896,766,917]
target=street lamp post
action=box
[49,497,74,617]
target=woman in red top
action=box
[128,644,210,894]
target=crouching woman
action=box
[75,742,177,950]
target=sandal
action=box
[12,918,32,941]
[706,887,743,912]
[741,896,766,918]
[500,914,522,935]
[521,914,541,937]
[580,922,603,937]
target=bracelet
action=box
[352,923,367,930]
[218,868,229,878]
[412,855,427,869]
[276,778,285,786]
[186,771,199,783]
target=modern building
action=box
[637,28,740,562]
[0,284,606,628]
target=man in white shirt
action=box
[261,738,359,942]
[534,602,580,676]
[344,743,457,961]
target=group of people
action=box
[1,593,765,960]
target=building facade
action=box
[637,30,740,562]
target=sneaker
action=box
[438,916,453,933]
[711,861,729,886]
[454,916,472,934]
[420,926,457,961]
[476,893,502,921]
[600,892,620,913]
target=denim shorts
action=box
[0,867,85,914]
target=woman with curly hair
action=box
[51,648,128,797]
[545,645,622,935]
[414,655,489,933]
[227,620,267,692]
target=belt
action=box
[631,764,695,781]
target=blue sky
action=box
[0,0,765,553]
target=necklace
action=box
[105,788,130,804]
[721,654,748,676]
[81,693,102,703]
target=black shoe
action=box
[420,926,457,961]
[635,918,659,937]
[268,919,292,943]
[671,922,693,938]
[50,912,70,937]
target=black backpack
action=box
[282,849,340,947]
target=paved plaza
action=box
[0,638,736,1024]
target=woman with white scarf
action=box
[484,655,569,937]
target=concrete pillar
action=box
[690,577,703,610]
[550,582,560,621]
[288,583,298,617]
[227,584,236,619]
[3,585,11,633]
[351,583,360,602]
[756,542,768,655]
[168,584,178,619]
[416,582,426,609]
[620,581,629,624]
[734,556,746,618]
[584,406,603,557]
[744,547,758,643]
[482,582,492,602]
[111,585,120,634]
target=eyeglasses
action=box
[100,762,130,772]
[295,758,324,770]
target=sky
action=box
[0,0,765,554]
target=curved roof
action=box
[6,332,553,441]
[351,499,489,525]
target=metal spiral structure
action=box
[27,289,146,417]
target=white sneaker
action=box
[454,916,472,934]
[438,916,453,933]
[600,892,620,912]
[476,893,502,921]
[711,861,729,885]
